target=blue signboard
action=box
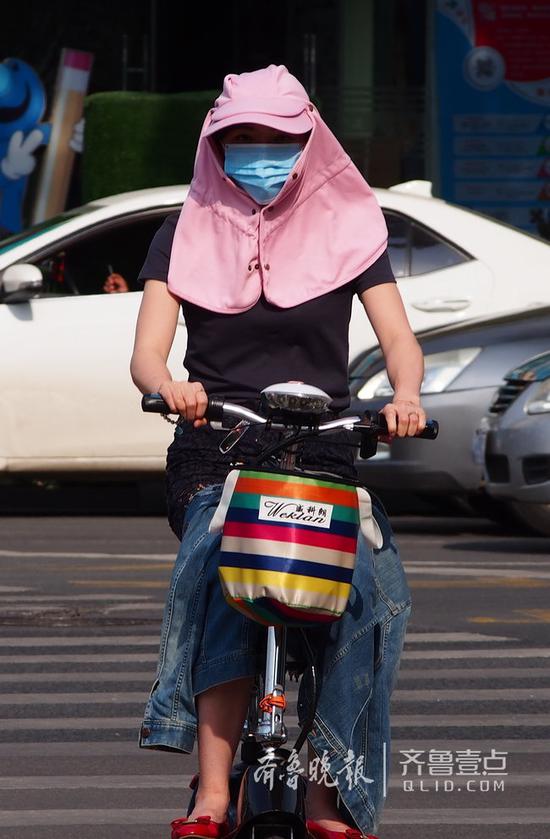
[433,0,550,240]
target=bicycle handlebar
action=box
[141,393,439,440]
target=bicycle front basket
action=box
[209,467,372,627]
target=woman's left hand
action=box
[380,397,426,438]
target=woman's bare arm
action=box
[130,280,180,393]
[359,283,426,436]
[130,279,207,424]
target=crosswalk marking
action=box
[2,713,548,730]
[403,631,514,642]
[383,809,550,825]
[0,601,164,613]
[0,652,159,664]
[402,647,550,659]
[409,578,550,588]
[0,634,160,648]
[0,807,549,827]
[396,666,550,679]
[1,687,549,704]
[0,716,146,731]
[393,688,550,700]
[0,632,519,649]
[404,560,550,566]
[405,565,550,579]
[469,609,550,624]
[0,715,300,730]
[2,665,550,683]
[0,774,195,790]
[0,671,155,683]
[0,593,152,601]
[0,549,174,561]
[0,692,149,704]
[2,772,550,790]
[2,738,549,757]
[0,809,188,828]
[1,647,548,665]
[70,579,171,588]
[2,541,550,836]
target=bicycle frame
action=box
[141,382,438,837]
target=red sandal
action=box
[306,818,378,839]
[171,814,232,839]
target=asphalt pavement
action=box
[0,513,549,838]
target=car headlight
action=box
[525,379,550,414]
[357,347,482,399]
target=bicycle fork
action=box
[256,625,288,743]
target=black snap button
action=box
[264,264,270,270]
[292,173,298,179]
[254,263,260,270]
[251,208,257,214]
[248,264,252,271]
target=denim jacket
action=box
[139,484,412,835]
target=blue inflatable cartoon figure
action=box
[0,57,51,235]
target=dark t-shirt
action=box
[137,212,395,412]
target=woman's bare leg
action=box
[188,675,255,822]
[306,743,353,830]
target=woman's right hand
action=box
[158,380,208,428]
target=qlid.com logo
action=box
[399,746,507,793]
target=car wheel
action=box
[465,492,540,534]
[466,491,516,527]
[507,502,550,537]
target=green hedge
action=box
[82,90,218,202]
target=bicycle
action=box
[142,382,438,839]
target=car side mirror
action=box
[1,263,44,301]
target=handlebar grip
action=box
[204,397,225,422]
[372,411,439,440]
[141,393,226,423]
[141,393,169,413]
[419,419,439,440]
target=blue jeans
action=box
[139,483,412,835]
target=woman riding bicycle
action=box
[130,65,425,839]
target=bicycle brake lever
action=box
[219,420,251,454]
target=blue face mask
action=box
[223,143,303,204]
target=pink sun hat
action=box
[203,64,314,137]
[166,64,388,313]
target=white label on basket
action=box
[258,495,334,528]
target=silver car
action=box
[481,351,550,535]
[348,307,550,511]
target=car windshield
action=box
[0,207,95,256]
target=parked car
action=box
[480,351,550,535]
[1,183,549,476]
[347,307,550,510]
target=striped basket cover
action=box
[219,469,360,626]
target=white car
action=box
[1,183,549,475]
